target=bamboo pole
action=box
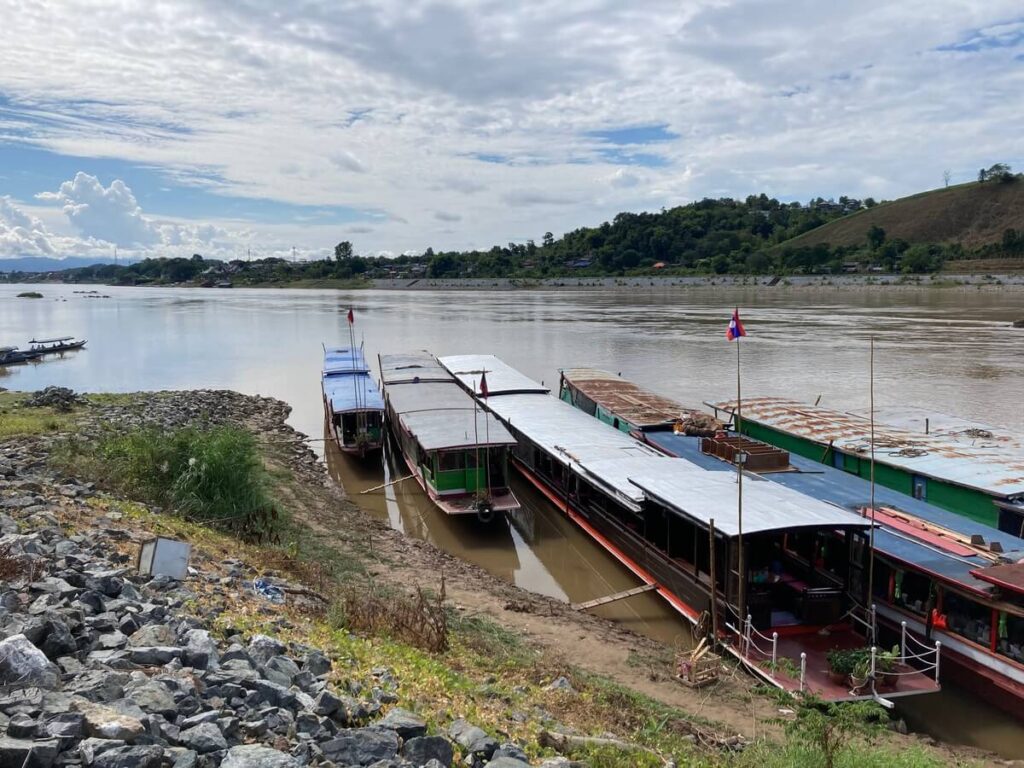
[709,518,719,643]
[867,335,877,634]
[359,474,413,494]
[736,333,745,626]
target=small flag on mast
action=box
[479,371,489,399]
[726,308,746,340]
[347,308,354,325]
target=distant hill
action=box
[0,256,130,273]
[785,180,1024,250]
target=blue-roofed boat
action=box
[560,369,1024,719]
[442,355,942,704]
[321,346,385,456]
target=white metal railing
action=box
[898,621,943,683]
[848,603,878,644]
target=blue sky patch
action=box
[936,18,1024,52]
[586,123,678,145]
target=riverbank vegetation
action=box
[3,172,1023,287]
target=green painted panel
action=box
[434,468,469,492]
[927,482,998,527]
[842,453,860,474]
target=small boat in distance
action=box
[29,336,87,354]
[0,346,44,366]
[379,351,520,521]
[322,346,385,456]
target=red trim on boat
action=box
[512,457,700,622]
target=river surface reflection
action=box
[2,283,1022,756]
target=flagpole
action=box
[482,370,491,502]
[736,325,745,629]
[347,309,363,438]
[867,336,877,628]
[472,377,481,500]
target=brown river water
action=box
[2,283,1022,756]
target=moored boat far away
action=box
[565,369,1024,720]
[378,351,520,521]
[0,346,42,366]
[321,346,385,456]
[29,336,87,354]
[440,354,942,704]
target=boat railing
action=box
[898,622,942,683]
[847,603,878,644]
[724,615,810,692]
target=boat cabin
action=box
[322,347,385,454]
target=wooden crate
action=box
[676,652,721,688]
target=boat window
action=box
[996,612,1024,664]
[895,569,931,616]
[944,591,992,647]
[872,559,893,602]
[438,451,464,472]
[487,452,506,487]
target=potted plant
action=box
[848,657,871,691]
[826,648,855,685]
[876,645,901,688]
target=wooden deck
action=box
[733,627,941,702]
[571,583,658,611]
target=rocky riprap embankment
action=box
[0,391,568,768]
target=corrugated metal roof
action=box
[383,368,514,451]
[324,347,370,374]
[439,354,550,396]
[379,351,453,385]
[630,471,869,538]
[561,368,701,429]
[322,347,384,412]
[707,397,1024,499]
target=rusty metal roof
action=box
[561,368,701,429]
[706,397,1024,500]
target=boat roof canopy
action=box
[561,368,700,429]
[379,352,453,385]
[30,336,74,343]
[323,375,384,413]
[969,562,1024,596]
[0,346,17,353]
[707,397,1024,500]
[323,346,371,376]
[630,471,870,537]
[439,354,550,396]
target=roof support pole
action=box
[736,331,746,626]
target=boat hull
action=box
[322,394,383,457]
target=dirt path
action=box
[268,453,789,741]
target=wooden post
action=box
[709,519,719,643]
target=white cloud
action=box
[0,1,1022,255]
[0,196,56,256]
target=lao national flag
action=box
[480,371,489,399]
[347,308,354,325]
[726,308,746,341]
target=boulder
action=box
[302,650,331,678]
[181,630,218,670]
[377,707,426,740]
[261,655,299,687]
[76,738,125,764]
[39,619,77,659]
[128,625,176,647]
[177,722,227,754]
[246,635,285,667]
[486,759,531,768]
[125,680,177,719]
[447,719,497,759]
[72,699,146,742]
[0,634,61,689]
[91,745,164,768]
[321,727,400,766]
[401,735,454,767]
[0,736,59,768]
[220,745,300,768]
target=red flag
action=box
[726,308,746,341]
[480,371,489,399]
[347,308,354,325]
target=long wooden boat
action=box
[321,346,385,456]
[439,355,940,703]
[378,352,520,520]
[0,346,43,366]
[564,369,1024,719]
[29,336,87,354]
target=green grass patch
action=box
[0,392,73,437]
[58,425,281,542]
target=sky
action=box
[0,1,1022,262]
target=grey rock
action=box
[0,736,59,768]
[447,719,496,759]
[377,707,426,740]
[41,711,85,745]
[91,745,164,768]
[29,577,78,598]
[0,634,61,689]
[246,635,285,667]
[401,736,453,767]
[96,632,127,650]
[170,749,198,768]
[545,676,574,692]
[127,646,181,665]
[181,630,218,670]
[6,712,37,738]
[73,699,145,742]
[220,745,299,768]
[312,689,343,716]
[486,759,531,768]
[301,650,331,678]
[179,711,221,729]
[128,624,176,647]
[39,619,77,660]
[77,738,125,765]
[262,655,299,687]
[177,722,227,754]
[322,727,400,766]
[125,680,176,719]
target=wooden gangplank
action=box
[571,582,658,611]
